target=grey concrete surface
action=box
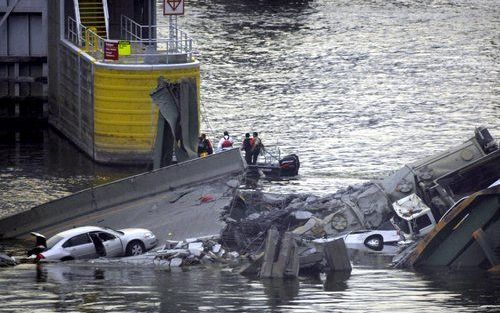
[26,176,240,244]
[0,149,245,239]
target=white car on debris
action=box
[314,227,403,253]
[342,229,403,251]
[28,226,158,262]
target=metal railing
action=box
[120,15,193,55]
[65,16,194,64]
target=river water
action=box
[1,0,499,311]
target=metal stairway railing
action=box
[65,16,195,64]
[76,0,108,38]
[120,15,193,54]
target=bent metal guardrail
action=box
[65,16,194,64]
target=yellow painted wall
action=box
[93,66,200,154]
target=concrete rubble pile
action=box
[213,185,387,277]
[88,235,243,269]
[127,225,353,278]
[152,236,241,267]
[237,227,352,278]
[220,182,393,255]
[87,220,353,278]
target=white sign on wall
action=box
[164,0,185,15]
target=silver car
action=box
[30,226,158,262]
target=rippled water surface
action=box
[1,263,499,312]
[182,0,499,195]
[0,0,499,311]
[1,0,499,213]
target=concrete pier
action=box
[0,0,48,125]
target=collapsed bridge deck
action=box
[0,149,245,243]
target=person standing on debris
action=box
[241,133,253,164]
[197,133,213,157]
[251,132,263,165]
[217,131,234,151]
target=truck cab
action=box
[390,194,437,240]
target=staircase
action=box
[77,0,108,38]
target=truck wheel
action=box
[364,234,384,251]
[126,241,145,256]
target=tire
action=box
[60,256,74,262]
[364,234,384,251]
[126,240,146,256]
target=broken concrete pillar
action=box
[285,239,300,278]
[260,226,280,278]
[272,232,298,278]
[323,238,352,272]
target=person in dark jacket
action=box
[240,133,253,164]
[197,133,213,157]
[251,132,263,165]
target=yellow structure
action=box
[93,66,200,163]
[49,1,200,164]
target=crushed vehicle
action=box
[341,228,403,251]
[28,226,158,262]
[390,194,437,240]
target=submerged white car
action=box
[343,229,403,251]
[29,226,158,262]
[314,229,403,252]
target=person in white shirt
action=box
[217,131,234,151]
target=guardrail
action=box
[65,16,194,64]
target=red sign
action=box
[104,41,119,61]
[164,0,184,15]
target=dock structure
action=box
[47,0,199,164]
[0,0,48,125]
[3,1,200,164]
